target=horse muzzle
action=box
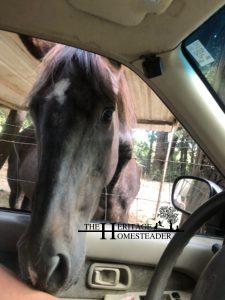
[17,234,85,293]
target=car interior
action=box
[1,1,225,299]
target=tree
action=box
[133,139,149,177]
[133,127,225,188]
[152,131,168,181]
[158,206,179,230]
[146,131,155,176]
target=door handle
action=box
[88,263,132,290]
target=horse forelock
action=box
[28,44,136,129]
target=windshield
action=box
[183,6,225,109]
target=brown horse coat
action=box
[8,125,141,221]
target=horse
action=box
[7,126,37,210]
[95,156,141,222]
[7,125,141,221]
[14,44,139,293]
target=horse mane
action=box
[28,44,136,129]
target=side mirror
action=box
[172,176,222,215]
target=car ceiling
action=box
[0,0,224,63]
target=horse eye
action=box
[101,108,114,123]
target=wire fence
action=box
[0,118,222,226]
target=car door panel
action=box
[0,209,221,298]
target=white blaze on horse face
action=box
[47,78,70,104]
[28,264,38,286]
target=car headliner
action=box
[0,0,224,63]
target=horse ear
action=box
[102,57,123,73]
[108,58,122,70]
[19,35,55,60]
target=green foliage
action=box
[133,127,220,184]
[22,113,33,129]
[133,140,149,165]
[0,108,33,133]
[0,108,9,131]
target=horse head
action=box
[17,45,135,293]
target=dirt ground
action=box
[128,179,174,223]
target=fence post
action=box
[153,125,176,219]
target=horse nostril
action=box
[45,254,69,291]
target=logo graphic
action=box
[78,206,182,240]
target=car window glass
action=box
[0,32,224,238]
[183,5,225,111]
